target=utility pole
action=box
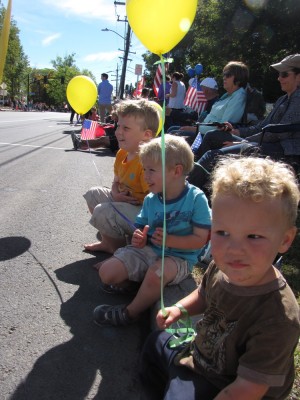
[119,23,131,99]
[102,2,134,99]
[116,64,119,96]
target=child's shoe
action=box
[93,304,136,326]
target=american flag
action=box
[184,78,207,114]
[191,132,202,152]
[81,119,104,140]
[153,64,162,97]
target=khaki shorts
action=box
[84,186,112,211]
[113,245,190,285]
[83,186,142,239]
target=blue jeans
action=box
[167,126,181,133]
[189,131,285,190]
[195,129,285,160]
[188,142,258,190]
[195,129,242,159]
[139,330,220,400]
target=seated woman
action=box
[189,61,249,152]
[167,77,219,137]
[188,54,300,192]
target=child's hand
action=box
[156,306,182,329]
[112,191,140,205]
[151,227,165,246]
[132,225,149,248]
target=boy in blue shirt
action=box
[93,135,211,326]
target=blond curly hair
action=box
[211,156,300,226]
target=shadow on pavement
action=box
[10,256,146,400]
[0,236,31,261]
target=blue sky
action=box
[11,0,148,90]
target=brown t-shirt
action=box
[175,262,300,399]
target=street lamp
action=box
[101,28,124,40]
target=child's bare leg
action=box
[98,256,129,285]
[126,259,177,319]
[84,234,126,254]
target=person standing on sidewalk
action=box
[98,73,113,123]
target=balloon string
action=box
[160,55,167,318]
[159,58,196,344]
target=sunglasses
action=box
[278,71,293,78]
[223,72,233,78]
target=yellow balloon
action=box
[126,0,197,56]
[66,76,97,115]
[150,101,164,136]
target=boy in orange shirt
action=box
[83,100,159,254]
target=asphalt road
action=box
[0,111,148,399]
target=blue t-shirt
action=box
[135,183,211,269]
[200,87,246,134]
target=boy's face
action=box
[211,194,296,287]
[142,159,175,194]
[116,114,152,153]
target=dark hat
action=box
[271,54,300,72]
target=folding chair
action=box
[259,123,300,177]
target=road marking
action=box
[0,118,68,123]
[0,142,68,150]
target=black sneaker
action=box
[93,304,136,326]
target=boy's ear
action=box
[278,226,297,254]
[143,129,154,141]
[174,164,184,177]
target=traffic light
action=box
[43,76,48,84]
[61,77,65,84]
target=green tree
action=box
[0,1,29,100]
[143,0,300,102]
[45,54,96,107]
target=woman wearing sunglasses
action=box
[189,61,248,151]
[188,54,300,191]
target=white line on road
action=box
[0,142,69,150]
[0,118,67,123]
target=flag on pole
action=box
[81,119,105,140]
[153,64,163,97]
[153,57,172,98]
[0,0,12,83]
[184,78,207,114]
[133,76,145,97]
[191,131,202,152]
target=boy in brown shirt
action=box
[140,156,300,400]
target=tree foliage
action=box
[0,1,29,99]
[45,54,96,106]
[143,0,300,102]
[1,3,96,106]
[27,54,97,106]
